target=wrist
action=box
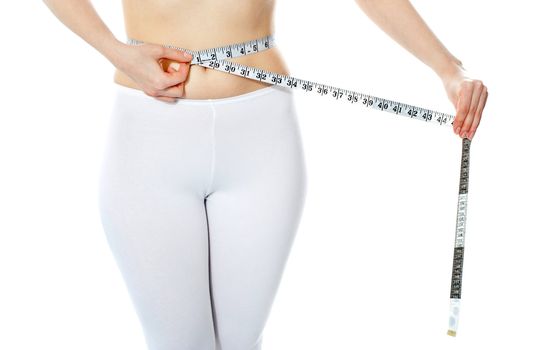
[436,56,465,83]
[98,35,130,70]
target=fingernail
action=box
[455,126,461,135]
[184,52,193,59]
[169,62,180,71]
[469,131,475,139]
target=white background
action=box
[1,1,555,349]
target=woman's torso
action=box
[114,0,289,99]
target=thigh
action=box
[99,190,215,349]
[205,179,306,349]
[206,86,307,349]
[97,88,217,349]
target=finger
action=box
[453,81,473,135]
[468,87,488,139]
[154,62,184,98]
[160,46,193,63]
[143,87,178,103]
[146,89,177,103]
[161,61,190,87]
[460,82,483,138]
[155,96,178,103]
[157,63,186,98]
[158,83,185,98]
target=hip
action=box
[100,80,306,196]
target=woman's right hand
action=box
[113,42,194,103]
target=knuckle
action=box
[144,89,156,97]
[153,78,166,90]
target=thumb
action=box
[169,62,180,72]
[159,46,194,63]
[168,62,189,78]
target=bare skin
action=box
[114,0,289,101]
[42,0,487,139]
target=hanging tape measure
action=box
[127,33,472,336]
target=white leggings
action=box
[97,83,307,350]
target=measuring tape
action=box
[447,137,471,336]
[127,33,472,336]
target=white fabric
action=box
[97,83,307,350]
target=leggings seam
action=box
[206,102,217,197]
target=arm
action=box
[354,0,487,139]
[42,0,128,70]
[42,0,193,102]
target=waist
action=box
[113,35,290,100]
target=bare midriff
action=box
[114,0,290,100]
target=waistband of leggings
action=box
[113,83,291,106]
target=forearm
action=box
[354,0,464,80]
[42,0,126,69]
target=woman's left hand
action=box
[442,67,488,140]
